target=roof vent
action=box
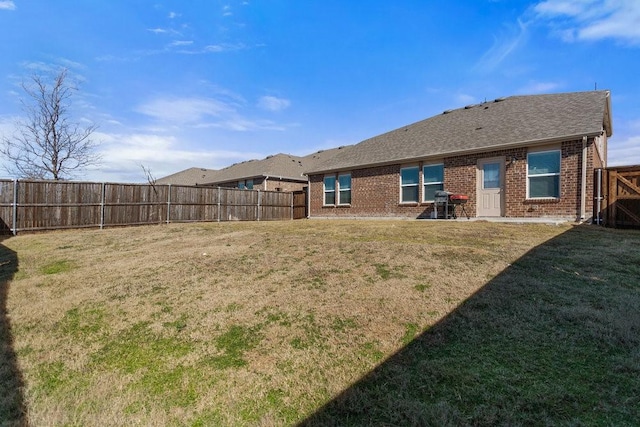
[494,97,506,102]
[464,104,476,109]
[442,109,453,114]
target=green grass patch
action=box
[57,305,107,339]
[374,263,391,279]
[401,322,420,345]
[92,322,193,373]
[414,283,430,292]
[40,259,74,275]
[206,324,262,370]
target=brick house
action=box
[306,91,613,221]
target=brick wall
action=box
[217,177,306,192]
[310,138,602,221]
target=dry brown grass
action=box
[0,220,596,425]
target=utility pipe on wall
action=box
[596,168,602,225]
[580,136,588,220]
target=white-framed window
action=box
[323,175,336,205]
[400,166,419,203]
[338,173,351,205]
[237,179,254,190]
[527,150,560,198]
[423,163,444,202]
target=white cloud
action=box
[169,40,194,47]
[222,5,233,17]
[534,0,640,44]
[90,131,264,182]
[518,81,563,94]
[257,96,291,112]
[168,11,180,19]
[135,95,291,132]
[0,1,15,10]
[454,93,476,106]
[475,19,529,71]
[136,97,234,124]
[203,43,246,53]
[607,135,640,166]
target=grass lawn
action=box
[1,220,639,426]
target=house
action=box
[158,146,350,191]
[306,91,613,221]
[156,167,219,186]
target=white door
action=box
[477,158,504,217]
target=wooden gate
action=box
[292,188,308,219]
[596,166,640,228]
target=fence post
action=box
[167,184,171,224]
[608,170,617,227]
[217,187,221,222]
[291,192,294,220]
[257,190,261,221]
[100,182,106,229]
[12,179,18,235]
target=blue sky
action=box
[1,0,639,182]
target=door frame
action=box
[476,156,506,217]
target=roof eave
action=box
[202,173,307,186]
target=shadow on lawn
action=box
[299,225,640,426]
[0,233,27,426]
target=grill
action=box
[434,191,470,219]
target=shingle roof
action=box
[158,146,354,186]
[156,167,219,186]
[203,153,307,184]
[308,91,612,174]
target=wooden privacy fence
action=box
[0,179,302,235]
[594,166,640,228]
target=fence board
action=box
[597,166,640,228]
[0,179,304,234]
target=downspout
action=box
[580,136,587,220]
[595,168,602,225]
[306,174,311,219]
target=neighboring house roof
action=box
[204,153,307,184]
[156,167,219,186]
[308,90,613,174]
[158,145,354,187]
[302,145,352,170]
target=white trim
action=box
[323,175,336,206]
[337,173,352,205]
[423,163,444,202]
[526,149,561,199]
[400,165,420,204]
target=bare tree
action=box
[0,68,101,180]
[140,164,158,195]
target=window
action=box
[400,166,419,203]
[482,163,501,189]
[338,173,351,205]
[528,150,560,198]
[237,179,253,190]
[423,164,444,201]
[324,175,336,205]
